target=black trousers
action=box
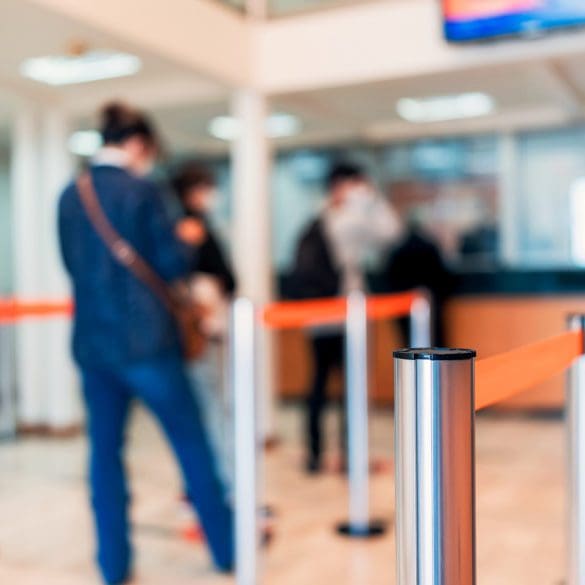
[306,333,345,463]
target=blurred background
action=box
[3,0,585,583]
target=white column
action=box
[231,89,275,440]
[11,104,45,428]
[39,107,80,429]
[11,104,80,430]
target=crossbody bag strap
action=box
[76,172,177,314]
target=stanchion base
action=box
[336,520,387,538]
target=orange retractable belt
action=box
[0,298,73,324]
[0,291,419,328]
[262,291,419,329]
[475,329,583,411]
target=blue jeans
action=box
[189,343,233,494]
[81,353,234,585]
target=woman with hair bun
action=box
[58,102,233,584]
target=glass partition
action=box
[175,126,585,275]
[214,0,246,12]
[269,0,362,16]
[515,127,585,268]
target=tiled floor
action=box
[0,405,566,584]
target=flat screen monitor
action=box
[444,0,585,42]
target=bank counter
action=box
[275,270,585,411]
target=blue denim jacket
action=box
[58,165,189,368]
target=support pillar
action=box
[231,89,275,441]
[11,103,80,431]
[39,107,79,429]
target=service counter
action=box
[275,269,585,411]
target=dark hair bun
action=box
[172,161,215,202]
[101,102,130,129]
[99,101,157,147]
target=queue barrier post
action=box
[0,321,16,439]
[394,348,476,585]
[337,290,386,538]
[231,298,260,585]
[567,315,585,585]
[409,290,432,348]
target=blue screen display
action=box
[444,0,585,42]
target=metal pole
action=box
[567,315,585,585]
[231,298,259,585]
[394,348,476,585]
[337,290,385,537]
[409,290,432,348]
[0,323,16,440]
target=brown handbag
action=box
[76,172,207,361]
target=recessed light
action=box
[208,116,241,141]
[397,93,495,123]
[68,130,103,157]
[267,113,301,138]
[21,50,142,86]
[208,113,301,141]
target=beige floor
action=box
[0,405,566,585]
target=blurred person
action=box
[289,162,402,473]
[382,214,454,347]
[58,103,233,585]
[459,223,499,268]
[172,161,236,491]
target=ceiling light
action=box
[68,130,103,157]
[208,113,301,141]
[21,50,142,86]
[208,116,241,141]
[267,113,301,138]
[397,93,495,123]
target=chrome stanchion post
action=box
[0,322,16,440]
[231,298,260,585]
[337,290,386,538]
[409,290,432,348]
[567,315,585,585]
[394,348,476,585]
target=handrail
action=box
[262,291,419,329]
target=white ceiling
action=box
[167,59,585,155]
[3,0,585,155]
[274,60,585,146]
[0,0,227,114]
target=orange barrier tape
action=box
[0,298,73,324]
[262,291,419,329]
[475,330,583,411]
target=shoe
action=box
[305,457,322,474]
[108,574,134,585]
[260,504,276,519]
[262,526,275,548]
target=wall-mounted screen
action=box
[444,0,585,42]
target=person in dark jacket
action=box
[58,103,233,585]
[172,162,236,296]
[172,161,236,490]
[290,162,402,473]
[382,219,454,347]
